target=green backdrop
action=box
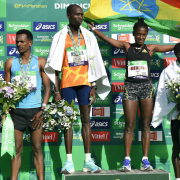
[0,0,178,179]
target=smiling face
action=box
[16,34,32,54]
[67,6,83,27]
[133,27,148,46]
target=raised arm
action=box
[148,44,175,56]
[4,58,13,82]
[88,23,129,51]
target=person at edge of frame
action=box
[87,18,175,172]
[3,29,51,180]
[152,43,180,180]
[44,4,110,174]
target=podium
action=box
[64,169,169,180]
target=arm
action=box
[4,58,13,82]
[88,23,129,50]
[88,82,96,106]
[31,57,51,129]
[53,70,62,101]
[148,44,175,56]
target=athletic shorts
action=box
[171,119,180,142]
[61,85,91,105]
[10,107,41,132]
[122,81,155,101]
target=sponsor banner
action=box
[14,4,47,9]
[90,119,110,129]
[112,119,125,129]
[112,69,125,80]
[95,34,109,43]
[111,21,133,32]
[54,3,90,9]
[164,119,171,129]
[111,34,134,43]
[7,21,31,31]
[7,46,19,56]
[138,131,163,141]
[0,60,4,70]
[42,132,58,142]
[91,131,110,141]
[0,46,5,56]
[0,71,5,79]
[90,107,110,117]
[112,82,124,92]
[164,57,176,67]
[112,46,125,56]
[150,70,161,80]
[33,22,57,32]
[99,46,109,56]
[145,34,161,43]
[0,133,1,143]
[164,131,172,140]
[72,120,82,129]
[112,108,124,116]
[0,35,3,44]
[72,132,83,141]
[0,22,4,31]
[33,46,50,56]
[112,58,126,68]
[34,35,53,43]
[112,131,135,141]
[7,34,16,44]
[163,35,180,43]
[164,50,174,55]
[150,58,161,68]
[94,22,109,32]
[94,94,110,105]
[59,22,68,30]
[112,94,123,104]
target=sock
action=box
[125,156,131,161]
[85,153,91,162]
[67,154,72,161]
[142,156,148,161]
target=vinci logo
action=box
[164,57,176,67]
[150,70,161,80]
[90,119,110,129]
[7,46,19,56]
[112,82,124,92]
[42,132,58,142]
[90,107,110,117]
[0,22,4,31]
[112,58,126,68]
[112,46,125,56]
[33,22,57,32]
[138,131,162,141]
[94,22,109,32]
[163,34,180,43]
[7,34,16,44]
[112,94,123,104]
[91,131,110,141]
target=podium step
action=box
[64,169,169,180]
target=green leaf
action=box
[70,100,75,107]
[3,103,8,113]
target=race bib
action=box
[128,60,148,79]
[15,71,37,88]
[66,45,88,67]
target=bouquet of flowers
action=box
[165,74,180,119]
[42,100,79,133]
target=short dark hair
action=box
[67,4,81,15]
[133,18,148,33]
[174,43,180,57]
[16,29,33,41]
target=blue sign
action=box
[112,46,125,56]
[94,22,109,32]
[148,27,155,31]
[7,46,20,56]
[0,22,4,31]
[90,119,110,129]
[150,70,161,80]
[0,71,5,79]
[33,22,57,32]
[112,94,123,104]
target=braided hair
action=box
[133,18,148,34]
[174,43,180,57]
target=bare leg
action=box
[172,141,180,178]
[79,105,91,153]
[30,128,44,180]
[123,100,138,156]
[64,124,73,154]
[139,99,153,156]
[11,130,23,180]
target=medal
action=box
[73,56,82,65]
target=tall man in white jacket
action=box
[152,43,180,180]
[44,5,110,174]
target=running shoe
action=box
[121,159,131,172]
[61,160,75,174]
[83,158,101,173]
[141,159,153,171]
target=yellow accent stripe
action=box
[124,85,128,100]
[150,86,154,99]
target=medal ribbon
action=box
[18,53,33,83]
[67,25,81,56]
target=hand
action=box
[53,92,62,102]
[88,88,96,106]
[31,111,43,129]
[84,20,93,28]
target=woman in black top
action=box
[87,19,174,171]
